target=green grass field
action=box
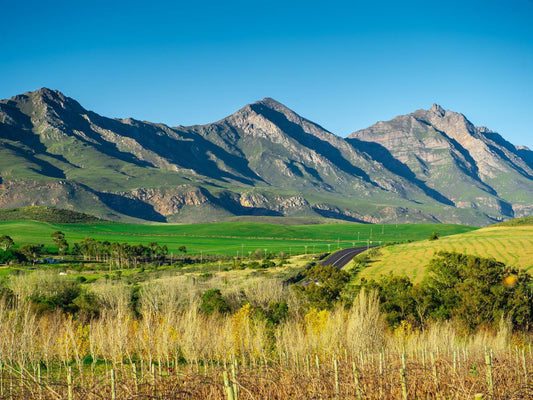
[358,224,533,282]
[0,220,476,256]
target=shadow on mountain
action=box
[482,131,533,179]
[97,192,166,222]
[414,121,499,196]
[2,143,66,179]
[0,104,77,172]
[250,103,374,184]
[346,138,455,206]
[92,115,264,185]
[517,147,533,171]
[53,111,156,168]
[497,199,515,218]
[193,122,267,184]
[311,207,366,223]
[215,192,283,217]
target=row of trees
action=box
[0,232,190,268]
[72,237,172,268]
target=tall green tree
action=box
[51,231,69,255]
[0,235,14,251]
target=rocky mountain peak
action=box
[429,103,446,117]
[23,87,85,115]
[257,97,284,107]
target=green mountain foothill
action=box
[1,88,532,225]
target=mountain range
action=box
[0,88,531,225]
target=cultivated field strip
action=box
[359,226,533,281]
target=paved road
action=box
[319,246,369,269]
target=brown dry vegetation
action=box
[0,278,532,399]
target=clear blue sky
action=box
[2,0,532,148]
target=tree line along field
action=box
[357,224,533,282]
[0,220,476,256]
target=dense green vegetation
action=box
[291,252,533,332]
[0,206,103,223]
[360,252,533,331]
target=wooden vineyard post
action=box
[67,366,73,400]
[400,351,408,400]
[9,361,13,400]
[379,350,384,398]
[151,363,157,398]
[352,361,362,400]
[485,348,494,397]
[19,364,23,398]
[38,363,43,400]
[110,368,116,400]
[132,363,139,394]
[333,358,339,397]
[399,365,408,400]
[232,358,239,400]
[223,370,235,400]
[522,348,528,382]
[430,352,440,395]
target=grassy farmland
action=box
[0,219,476,256]
[358,223,533,282]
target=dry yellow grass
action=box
[358,225,533,282]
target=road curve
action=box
[319,246,368,269]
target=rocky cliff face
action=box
[1,89,531,225]
[350,104,533,218]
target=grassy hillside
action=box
[357,224,533,282]
[0,220,476,256]
[0,206,103,223]
[494,216,533,226]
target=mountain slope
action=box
[349,104,533,219]
[1,89,531,225]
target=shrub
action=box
[199,289,231,315]
[428,232,440,241]
[293,265,351,310]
